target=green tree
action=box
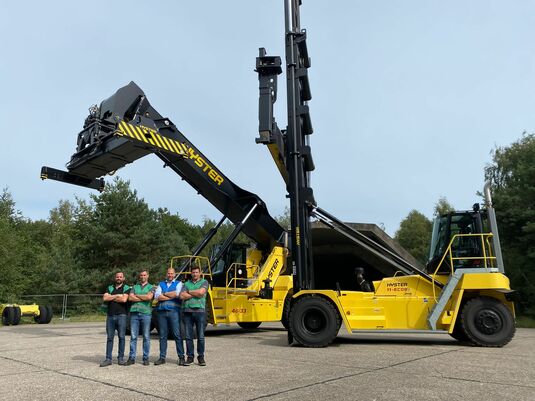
[394,210,432,265]
[154,208,191,277]
[0,189,40,301]
[0,190,25,301]
[275,206,291,230]
[197,217,249,259]
[485,133,535,317]
[434,197,455,216]
[157,207,202,251]
[29,200,85,294]
[16,219,53,294]
[74,178,188,291]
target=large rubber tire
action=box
[44,305,53,324]
[179,310,186,339]
[34,305,48,324]
[460,296,515,347]
[151,309,159,333]
[125,314,131,335]
[2,306,14,326]
[12,306,21,326]
[237,322,261,330]
[281,295,292,330]
[289,296,341,347]
[449,321,469,342]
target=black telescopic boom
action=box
[284,0,315,291]
[42,82,285,252]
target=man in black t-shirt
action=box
[100,271,130,367]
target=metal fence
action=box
[19,294,104,320]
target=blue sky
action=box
[1,1,534,235]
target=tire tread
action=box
[289,295,341,348]
[461,296,515,347]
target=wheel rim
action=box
[475,309,502,335]
[302,308,326,334]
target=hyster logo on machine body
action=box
[386,282,409,292]
[120,121,225,186]
[267,259,280,280]
[185,146,225,186]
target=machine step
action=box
[427,267,499,330]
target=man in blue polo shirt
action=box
[153,267,185,366]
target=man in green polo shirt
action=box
[125,270,154,366]
[180,265,209,366]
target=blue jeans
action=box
[184,311,206,358]
[129,313,152,361]
[105,314,127,361]
[157,309,184,359]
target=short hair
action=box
[191,266,201,272]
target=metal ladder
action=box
[427,267,499,330]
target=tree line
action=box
[1,134,533,317]
[0,179,244,301]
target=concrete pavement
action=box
[0,322,533,401]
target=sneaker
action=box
[178,357,186,366]
[99,359,112,367]
[154,358,166,366]
[184,356,194,366]
[118,359,126,366]
[125,359,135,366]
[143,360,150,366]
[198,356,206,366]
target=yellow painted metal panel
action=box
[459,273,510,290]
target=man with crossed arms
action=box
[153,267,185,365]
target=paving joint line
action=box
[0,340,104,353]
[246,348,462,400]
[0,355,173,401]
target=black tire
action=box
[237,322,261,330]
[12,306,21,326]
[179,310,186,339]
[289,296,341,347]
[2,306,14,326]
[44,305,53,324]
[281,295,292,330]
[449,321,469,342]
[125,314,131,335]
[460,296,515,347]
[34,305,48,324]
[151,309,158,333]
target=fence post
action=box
[61,294,67,320]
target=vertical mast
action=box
[284,0,315,290]
[256,0,315,291]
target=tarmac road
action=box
[0,322,533,401]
